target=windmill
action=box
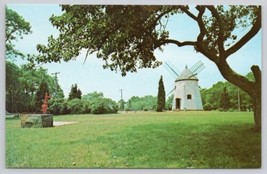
[164,60,205,111]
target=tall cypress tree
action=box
[219,87,231,111]
[157,75,165,112]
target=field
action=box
[6,111,261,168]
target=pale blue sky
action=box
[8,4,262,101]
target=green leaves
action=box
[5,6,32,60]
[37,5,186,76]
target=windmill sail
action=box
[166,88,175,96]
[190,60,205,75]
[163,62,180,78]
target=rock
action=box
[21,114,53,128]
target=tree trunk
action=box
[251,65,261,132]
[216,61,261,132]
[253,94,261,132]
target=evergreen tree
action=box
[157,76,165,112]
[68,84,82,100]
[219,87,231,111]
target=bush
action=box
[90,98,118,114]
[203,103,213,111]
[67,99,84,114]
[48,92,118,115]
[49,98,65,115]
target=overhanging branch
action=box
[155,39,196,48]
[225,6,261,58]
[206,6,225,53]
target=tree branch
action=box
[216,59,255,97]
[251,65,261,88]
[206,6,225,53]
[181,6,198,21]
[155,39,196,48]
[225,6,261,58]
[195,6,207,42]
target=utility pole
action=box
[119,89,124,111]
[51,72,60,95]
[238,88,241,111]
[120,89,123,101]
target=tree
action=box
[36,5,261,131]
[201,72,254,111]
[68,84,82,100]
[82,92,118,114]
[126,95,157,111]
[5,7,31,59]
[165,94,174,110]
[6,60,63,113]
[219,87,230,111]
[157,75,165,112]
[201,81,225,110]
[6,61,21,112]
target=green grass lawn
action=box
[6,111,261,168]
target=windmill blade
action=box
[167,88,175,96]
[190,60,202,72]
[190,60,205,74]
[163,63,178,79]
[166,61,180,75]
[164,62,180,77]
[166,82,175,96]
[193,64,205,74]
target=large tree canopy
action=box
[36,5,261,130]
[5,7,31,59]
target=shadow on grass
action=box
[97,122,261,168]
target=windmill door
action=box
[175,98,181,110]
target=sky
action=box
[7,4,262,102]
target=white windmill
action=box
[164,60,205,111]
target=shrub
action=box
[49,98,65,115]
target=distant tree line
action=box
[123,95,173,112]
[201,73,254,111]
[6,61,118,115]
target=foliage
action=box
[5,61,64,113]
[156,75,165,112]
[6,61,21,112]
[6,112,260,168]
[219,87,231,111]
[126,95,157,111]
[83,92,118,114]
[36,5,259,75]
[68,83,82,100]
[201,73,253,111]
[165,94,174,110]
[118,99,125,111]
[49,91,118,115]
[5,6,32,59]
[48,98,65,115]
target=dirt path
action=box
[53,121,77,127]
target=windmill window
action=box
[187,94,192,99]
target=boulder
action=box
[21,114,53,128]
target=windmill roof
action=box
[176,66,198,81]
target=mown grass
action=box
[6,111,261,168]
